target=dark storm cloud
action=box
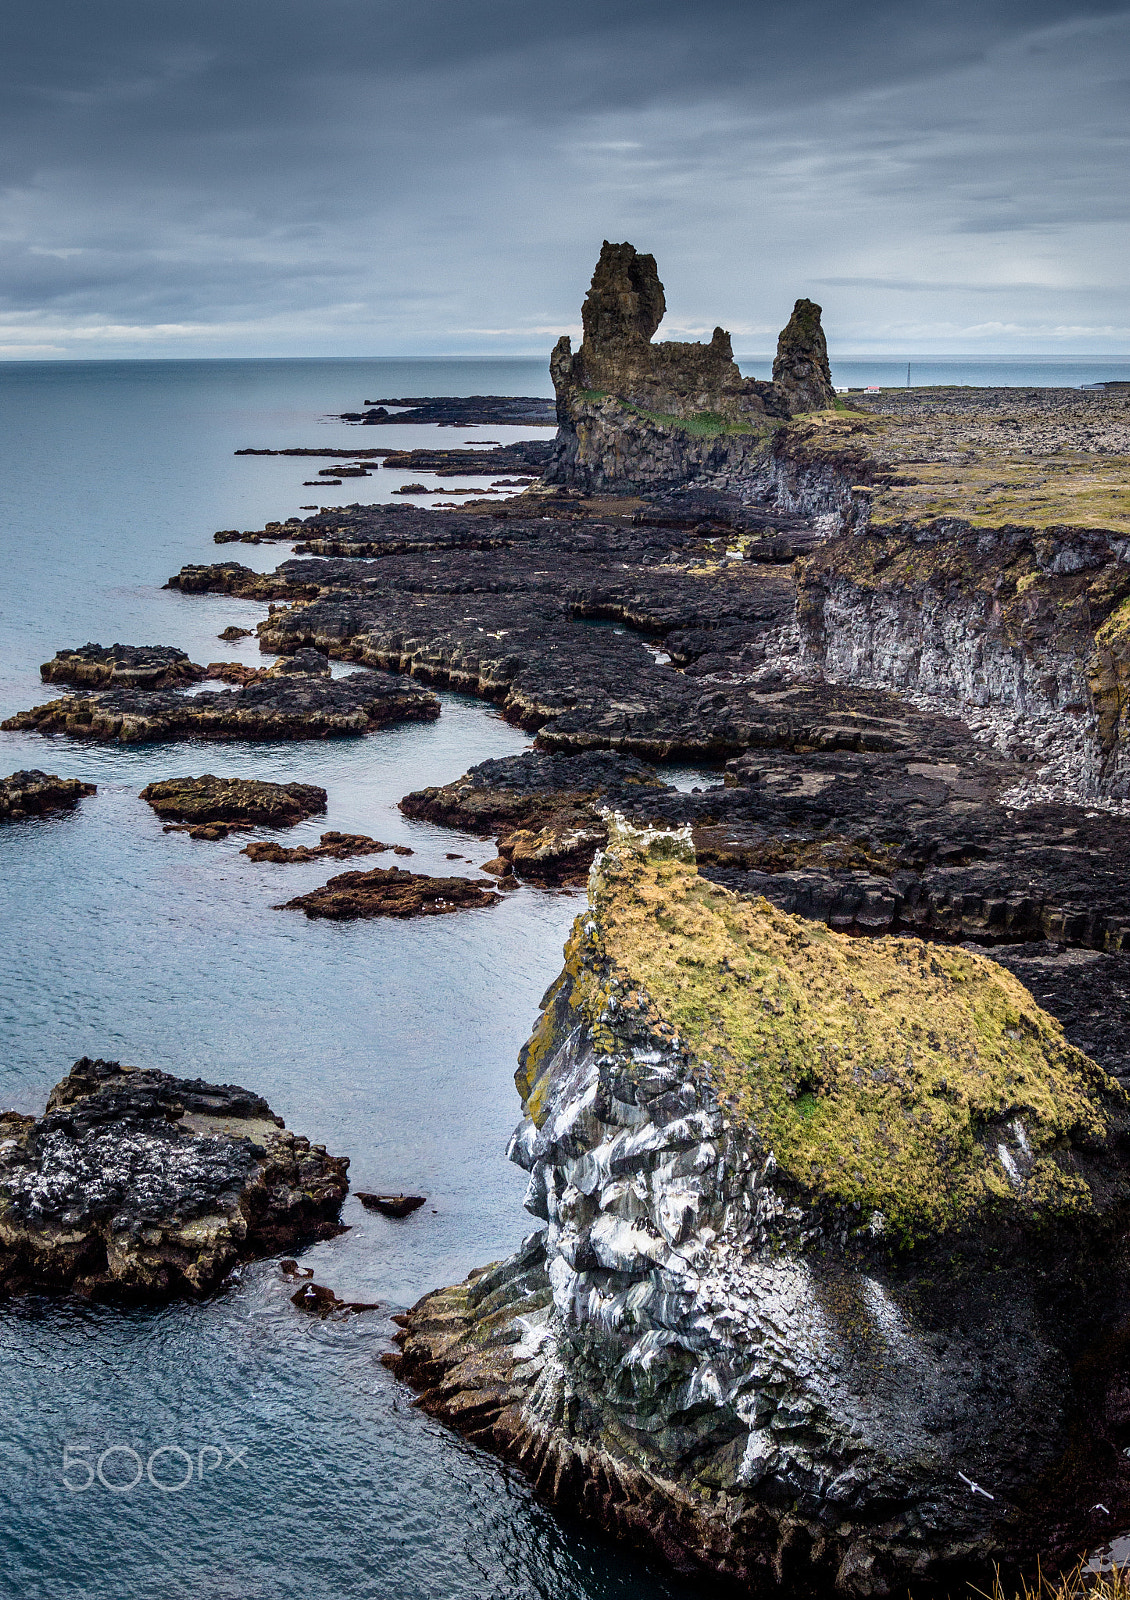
[0,0,1128,355]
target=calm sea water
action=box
[0,358,697,1600]
[1,353,1125,1599]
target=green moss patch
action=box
[564,822,1123,1244]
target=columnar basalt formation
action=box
[387,819,1130,1595]
[546,241,834,489]
[0,1057,348,1299]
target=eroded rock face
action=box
[546,242,834,489]
[0,770,96,821]
[388,819,1130,1595]
[0,1058,348,1299]
[772,299,836,415]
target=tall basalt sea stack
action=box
[388,817,1130,1597]
[546,242,833,491]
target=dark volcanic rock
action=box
[0,770,96,821]
[41,643,205,690]
[386,821,1130,1597]
[275,865,501,919]
[335,395,556,427]
[2,664,440,743]
[771,297,835,414]
[0,1057,349,1300]
[243,831,412,863]
[140,774,328,835]
[376,441,553,477]
[401,749,670,883]
[164,562,318,600]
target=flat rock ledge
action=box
[387,818,1130,1597]
[0,770,95,821]
[275,865,501,919]
[140,774,328,837]
[2,665,440,743]
[0,1058,348,1300]
[41,643,205,690]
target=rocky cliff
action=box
[769,391,1130,802]
[546,242,834,490]
[388,818,1130,1596]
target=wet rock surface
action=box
[40,643,205,690]
[140,774,328,837]
[0,770,96,821]
[3,659,440,743]
[242,830,413,863]
[387,821,1130,1596]
[0,1057,349,1300]
[274,864,501,919]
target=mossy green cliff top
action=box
[521,818,1127,1244]
[780,387,1130,533]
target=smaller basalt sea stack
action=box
[0,1058,348,1300]
[40,643,205,690]
[388,818,1130,1596]
[275,865,501,919]
[0,770,96,821]
[140,774,328,839]
[771,298,836,416]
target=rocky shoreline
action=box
[8,239,1130,1591]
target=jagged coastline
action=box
[387,818,1130,1597]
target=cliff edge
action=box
[387,818,1130,1595]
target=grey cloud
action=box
[0,1,1128,355]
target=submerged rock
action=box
[0,1057,348,1300]
[274,865,501,919]
[140,774,328,835]
[388,817,1130,1594]
[0,770,96,821]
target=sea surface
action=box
[1,354,1127,1599]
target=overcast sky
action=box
[2,0,1129,358]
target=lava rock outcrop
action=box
[3,660,440,743]
[275,865,501,919]
[0,770,96,821]
[0,1057,348,1299]
[140,774,328,838]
